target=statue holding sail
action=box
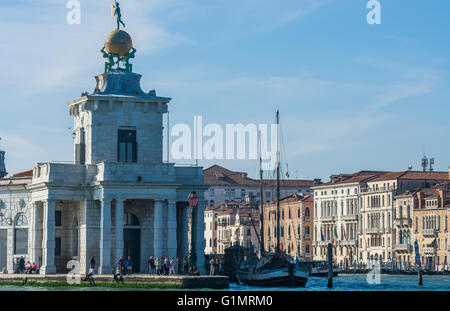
[112,0,126,29]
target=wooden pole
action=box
[327,243,333,288]
[418,267,423,286]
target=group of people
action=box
[147,256,200,276]
[117,256,134,275]
[13,257,38,274]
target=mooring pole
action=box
[327,243,333,288]
[418,267,423,286]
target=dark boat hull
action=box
[237,269,308,287]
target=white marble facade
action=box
[0,70,207,275]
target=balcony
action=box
[287,235,291,241]
[303,216,311,222]
[313,240,331,246]
[304,233,311,240]
[422,229,437,237]
[447,244,450,251]
[340,240,356,246]
[394,218,412,227]
[296,234,301,240]
[361,186,395,193]
[321,216,336,222]
[366,227,383,234]
[423,247,435,255]
[394,244,412,253]
[341,214,358,221]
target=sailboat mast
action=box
[276,110,281,254]
[258,130,265,257]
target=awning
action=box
[422,238,436,246]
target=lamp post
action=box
[188,191,199,270]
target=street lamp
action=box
[188,191,199,270]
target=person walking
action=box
[155,257,160,275]
[164,257,169,275]
[209,257,216,276]
[89,256,96,272]
[118,256,126,276]
[19,256,25,274]
[126,256,133,275]
[147,256,155,274]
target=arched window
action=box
[305,208,310,217]
[14,213,28,255]
[125,213,140,226]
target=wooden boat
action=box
[236,111,309,288]
[237,252,308,287]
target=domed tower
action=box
[0,138,7,178]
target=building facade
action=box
[411,185,449,271]
[204,165,318,207]
[206,200,260,255]
[0,37,207,275]
[263,194,313,260]
[359,171,448,266]
[311,172,383,268]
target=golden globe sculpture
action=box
[104,29,132,57]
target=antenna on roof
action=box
[421,154,428,172]
[429,158,435,172]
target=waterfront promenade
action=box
[0,274,229,289]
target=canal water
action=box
[0,275,448,291]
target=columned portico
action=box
[99,199,112,274]
[41,200,56,274]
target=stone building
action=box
[411,184,449,270]
[311,171,385,267]
[203,165,318,207]
[207,200,260,255]
[0,171,33,272]
[0,33,207,275]
[359,171,448,266]
[263,193,313,260]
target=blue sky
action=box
[0,0,449,181]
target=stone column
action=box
[167,201,177,258]
[195,199,206,274]
[115,199,125,262]
[31,202,41,265]
[99,199,112,274]
[41,200,56,274]
[153,200,164,258]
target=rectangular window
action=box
[118,129,137,162]
[14,229,28,254]
[55,237,61,257]
[55,211,62,227]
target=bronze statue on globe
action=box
[113,0,125,30]
[101,1,137,73]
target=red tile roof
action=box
[203,165,316,187]
[368,171,449,182]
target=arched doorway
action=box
[124,213,140,272]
